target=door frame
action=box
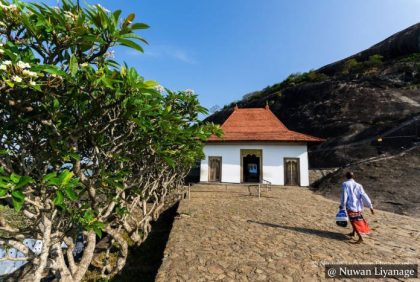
[208,156,222,182]
[284,158,300,186]
[240,149,263,183]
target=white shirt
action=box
[340,179,373,212]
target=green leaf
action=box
[69,55,78,76]
[93,225,102,238]
[12,190,24,200]
[0,188,7,197]
[120,66,127,77]
[43,172,57,183]
[117,38,144,52]
[100,76,114,89]
[143,80,158,88]
[53,190,64,206]
[0,177,11,189]
[11,190,25,211]
[5,80,14,88]
[123,13,135,28]
[16,176,34,189]
[53,98,60,110]
[97,7,109,29]
[163,156,175,168]
[92,221,105,238]
[120,33,148,44]
[59,170,74,187]
[68,153,80,161]
[10,173,21,184]
[34,65,67,77]
[112,9,122,24]
[83,209,95,222]
[64,186,77,201]
[106,59,120,68]
[131,23,149,30]
[12,199,23,211]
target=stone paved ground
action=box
[156,184,420,281]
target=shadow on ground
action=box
[247,220,348,241]
[112,202,179,282]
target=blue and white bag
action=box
[335,209,348,227]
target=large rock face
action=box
[206,23,420,168]
[205,23,420,216]
[312,147,420,217]
[320,23,420,75]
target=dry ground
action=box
[156,184,420,282]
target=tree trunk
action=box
[72,231,96,282]
[22,214,52,282]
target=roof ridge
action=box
[265,107,288,130]
[219,108,238,129]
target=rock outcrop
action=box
[204,23,420,216]
[205,23,420,168]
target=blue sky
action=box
[35,0,420,113]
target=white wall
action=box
[200,143,309,186]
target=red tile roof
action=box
[207,106,324,143]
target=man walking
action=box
[340,172,374,244]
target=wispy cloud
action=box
[171,49,197,64]
[127,45,197,64]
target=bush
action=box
[399,53,420,63]
[365,54,383,68]
[342,58,360,74]
[242,91,261,101]
[280,70,328,87]
[342,55,384,75]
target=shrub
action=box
[399,53,420,63]
[280,70,328,87]
[365,54,383,68]
[342,58,360,74]
[242,91,261,101]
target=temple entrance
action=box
[208,157,222,182]
[241,150,262,183]
[284,158,300,186]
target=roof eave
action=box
[205,139,324,143]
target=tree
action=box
[0,1,220,281]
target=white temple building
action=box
[200,105,324,186]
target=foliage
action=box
[281,70,329,87]
[398,52,420,63]
[223,70,329,108]
[0,0,220,281]
[242,91,261,101]
[342,58,360,74]
[253,70,329,100]
[341,54,384,75]
[366,54,383,66]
